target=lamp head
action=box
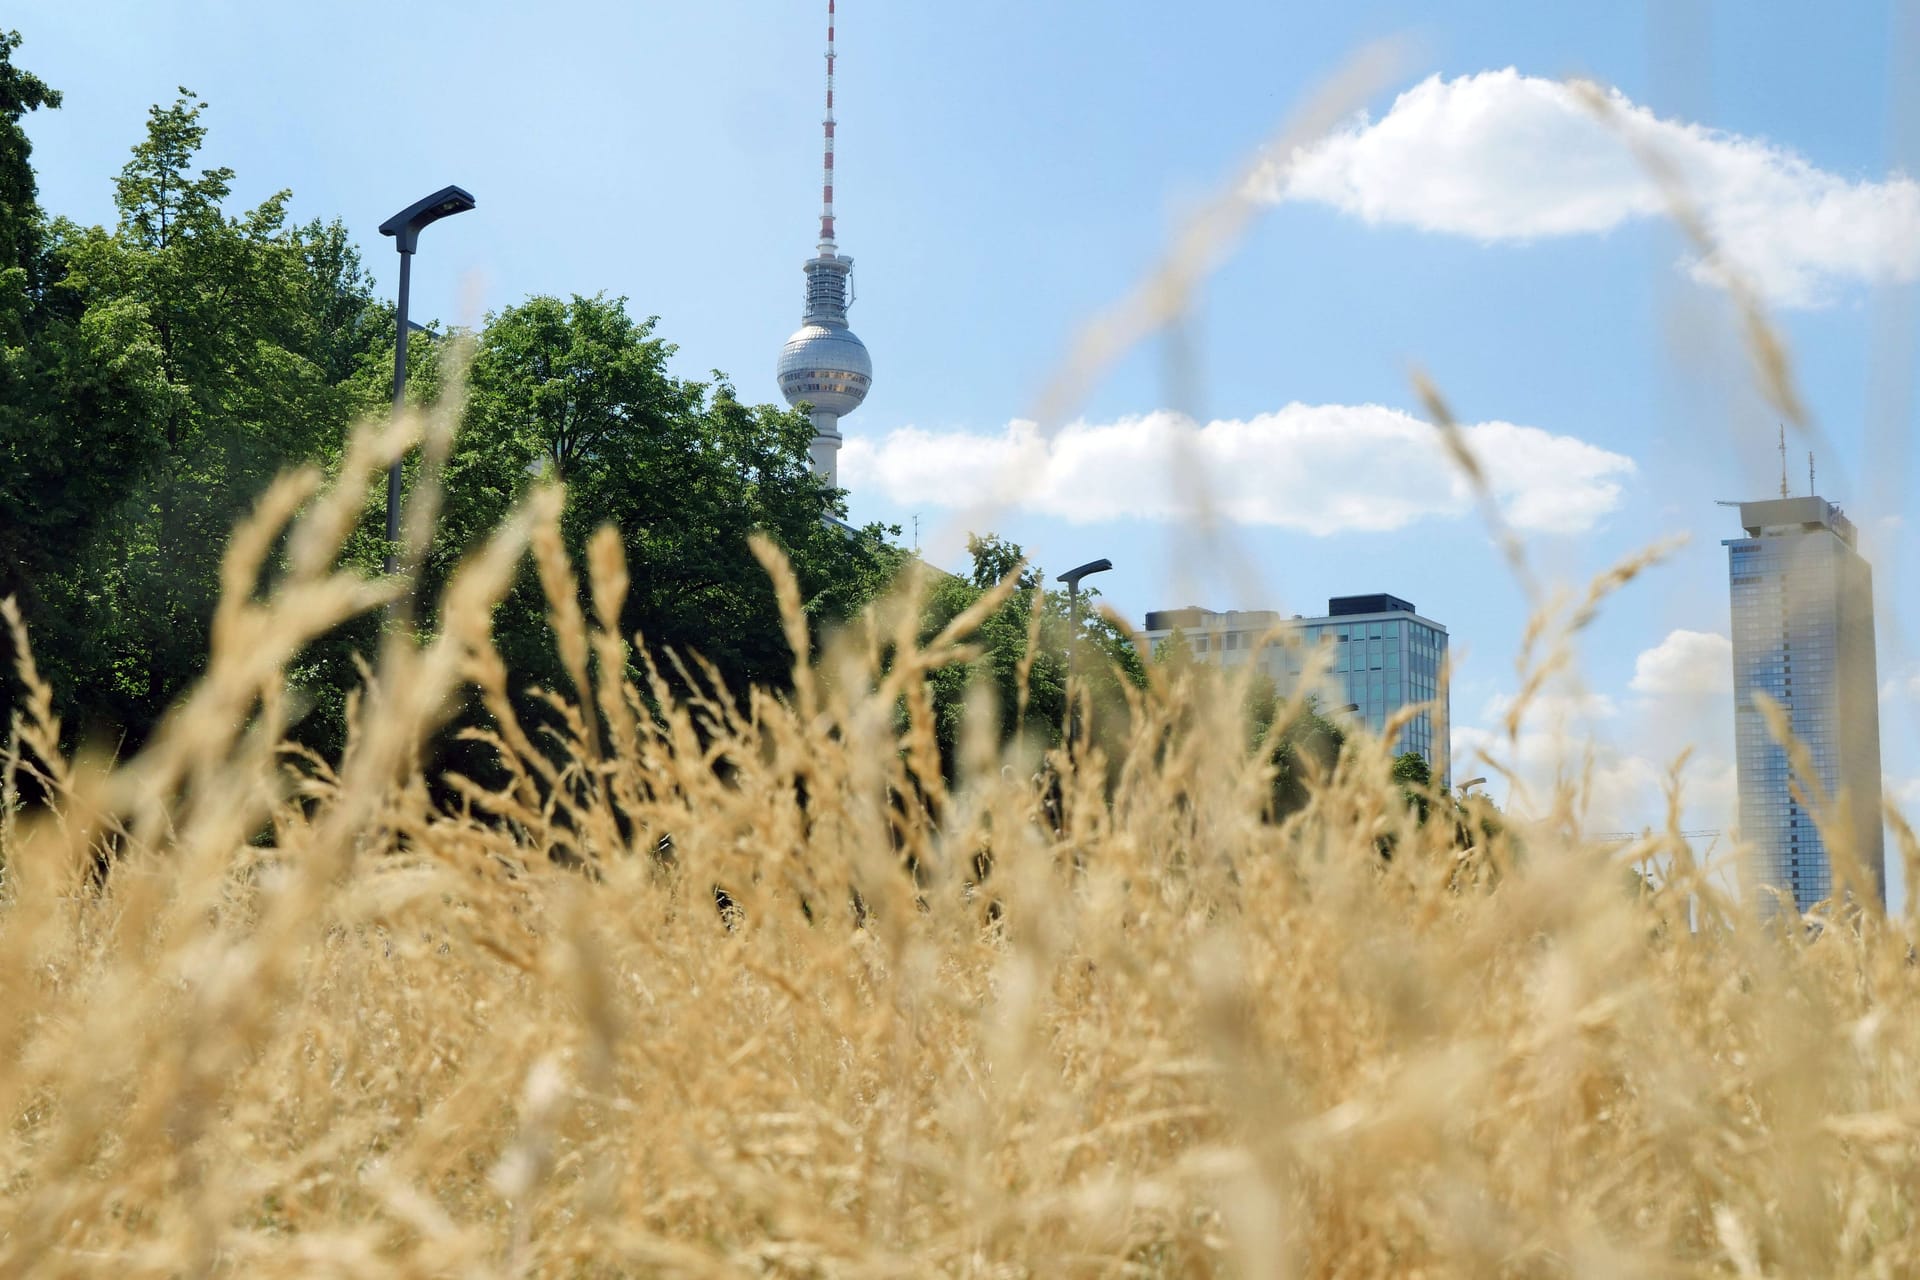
[1059,558,1114,589]
[379,184,476,254]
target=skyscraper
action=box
[1724,496,1884,911]
[1140,594,1450,782]
[777,0,871,490]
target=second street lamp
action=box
[377,184,476,574]
[1058,557,1113,745]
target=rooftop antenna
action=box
[1808,450,1815,497]
[1778,423,1788,499]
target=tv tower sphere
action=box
[779,319,871,422]
[778,0,870,489]
[777,255,871,485]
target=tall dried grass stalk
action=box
[0,56,1915,1278]
[0,395,1914,1277]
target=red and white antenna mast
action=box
[777,0,870,492]
[819,0,838,251]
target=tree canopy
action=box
[1,87,385,739]
[442,292,899,716]
[0,48,897,764]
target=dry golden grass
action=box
[1,393,1918,1279]
[4,55,1920,1277]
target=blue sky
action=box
[14,2,1920,897]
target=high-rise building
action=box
[1140,594,1450,781]
[776,0,871,490]
[1724,496,1884,910]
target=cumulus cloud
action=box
[1631,629,1733,695]
[1260,68,1920,307]
[1454,709,1736,835]
[840,404,1634,535]
[1453,631,1741,835]
[1894,776,1920,809]
[1451,720,1735,837]
[1480,690,1619,723]
[1879,671,1920,702]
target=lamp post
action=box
[1058,558,1113,744]
[1457,776,1488,799]
[377,185,476,573]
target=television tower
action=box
[776,0,873,491]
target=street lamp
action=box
[1457,776,1488,798]
[377,184,476,573]
[1058,558,1113,744]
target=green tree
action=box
[1242,672,1346,820]
[913,533,1144,771]
[4,90,382,745]
[0,29,68,626]
[1392,748,1434,822]
[1152,643,1346,821]
[0,29,59,337]
[966,532,1036,592]
[439,292,899,725]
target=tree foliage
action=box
[3,90,382,736]
[0,28,59,336]
[913,533,1144,771]
[0,61,897,764]
[441,293,898,711]
[1152,629,1347,821]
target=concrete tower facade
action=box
[1724,496,1884,912]
[777,0,871,489]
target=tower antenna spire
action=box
[776,0,872,492]
[1809,450,1815,496]
[1778,423,1788,499]
[819,0,837,250]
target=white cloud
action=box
[1879,670,1920,702]
[1451,721,1734,837]
[1260,68,1920,308]
[1873,667,1920,706]
[841,405,1634,535]
[1480,689,1619,723]
[1456,635,1737,835]
[1631,629,1733,695]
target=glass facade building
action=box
[1140,594,1449,783]
[1724,497,1883,912]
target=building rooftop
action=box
[1143,595,1434,633]
[1732,496,1856,548]
[1328,593,1417,617]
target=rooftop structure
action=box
[777,0,872,490]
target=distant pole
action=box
[1068,579,1082,744]
[1058,558,1113,745]
[378,185,477,574]
[384,251,413,573]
